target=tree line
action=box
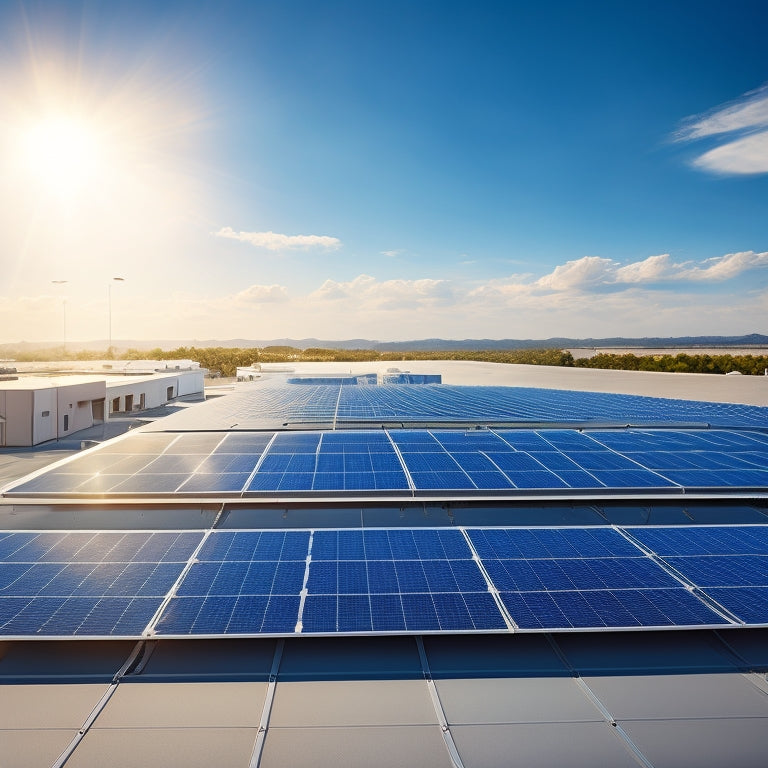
[8,346,768,378]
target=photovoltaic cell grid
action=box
[139,382,768,432]
[8,427,768,497]
[627,525,768,625]
[153,530,309,635]
[154,529,506,635]
[247,431,410,492]
[2,526,767,637]
[0,531,203,636]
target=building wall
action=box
[31,389,58,445]
[108,372,203,414]
[0,382,107,446]
[0,390,36,446]
[2,390,34,446]
[176,371,205,397]
[55,382,105,438]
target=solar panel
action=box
[702,588,768,624]
[466,526,732,630]
[3,524,766,637]
[300,529,506,633]
[6,426,768,498]
[624,524,768,624]
[130,381,768,433]
[499,587,728,630]
[153,528,508,635]
[154,531,309,635]
[0,531,203,637]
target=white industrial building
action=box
[0,377,106,447]
[0,364,205,446]
[106,369,205,416]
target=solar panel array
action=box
[139,382,768,432]
[0,531,202,636]
[2,525,765,638]
[9,427,768,497]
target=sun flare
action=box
[20,114,106,198]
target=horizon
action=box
[2,1,767,344]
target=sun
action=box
[20,114,106,198]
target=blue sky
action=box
[2,0,767,343]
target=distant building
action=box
[0,364,206,445]
[0,377,106,446]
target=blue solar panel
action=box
[8,423,768,498]
[468,527,642,559]
[177,473,251,492]
[704,588,768,624]
[628,525,768,556]
[0,531,202,637]
[499,588,729,629]
[5,524,768,637]
[155,531,310,635]
[194,454,262,473]
[154,528,507,635]
[587,469,675,488]
[663,555,768,587]
[482,556,679,592]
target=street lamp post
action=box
[51,280,68,354]
[108,277,125,356]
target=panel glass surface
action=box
[467,527,731,630]
[7,424,768,498]
[0,531,202,636]
[3,525,765,637]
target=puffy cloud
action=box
[233,284,289,303]
[478,250,768,301]
[535,256,616,291]
[679,251,768,281]
[311,274,377,300]
[613,253,679,284]
[310,274,453,309]
[214,227,341,251]
[675,85,768,175]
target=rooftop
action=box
[1,362,767,767]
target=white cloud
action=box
[679,250,768,281]
[5,248,768,344]
[535,256,615,291]
[380,249,402,258]
[692,131,768,174]
[676,85,768,141]
[311,274,377,300]
[675,85,768,175]
[233,284,289,303]
[613,253,680,284]
[310,275,453,309]
[214,227,341,251]
[480,250,768,300]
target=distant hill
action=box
[3,333,768,356]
